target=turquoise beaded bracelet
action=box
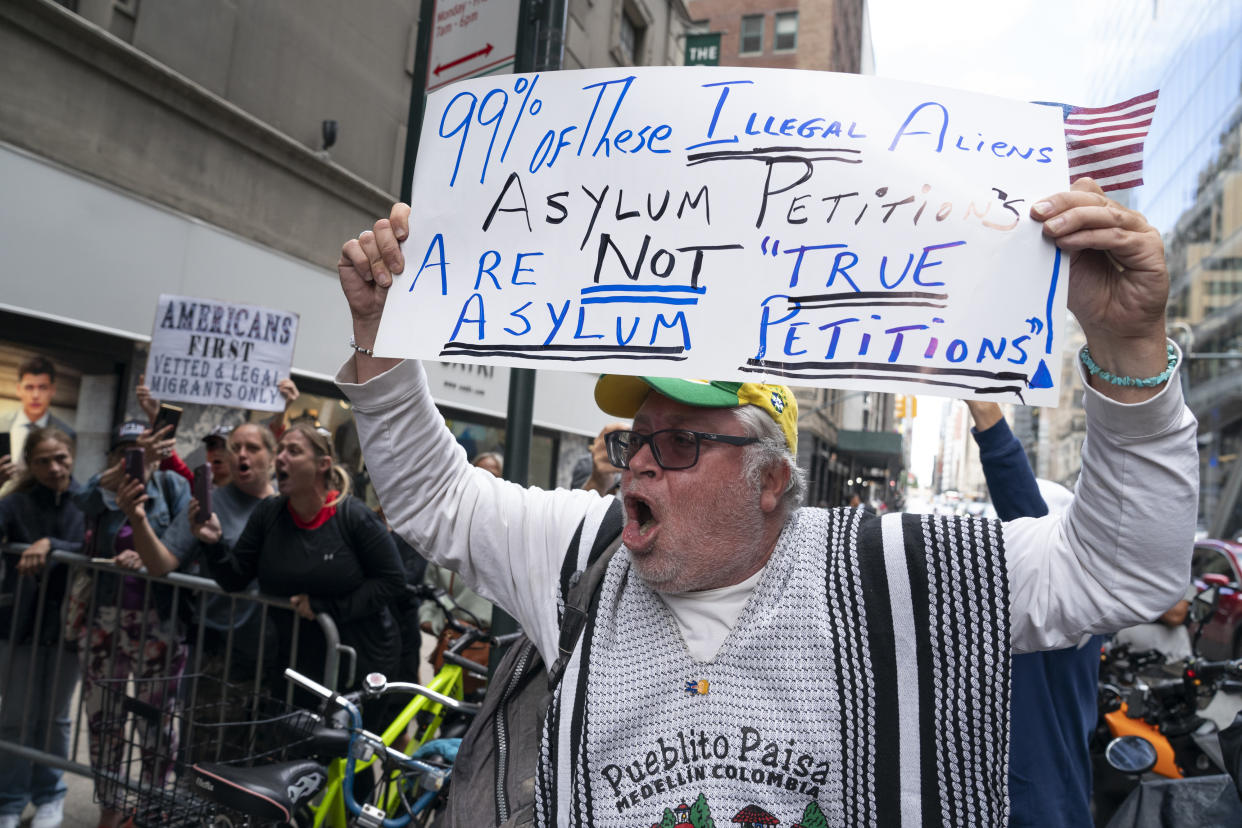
[1079,343,1178,388]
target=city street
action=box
[3,1,1242,826]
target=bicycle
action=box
[192,592,507,827]
[192,666,476,827]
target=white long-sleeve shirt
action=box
[336,349,1197,662]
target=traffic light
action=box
[909,396,917,418]
[894,395,906,418]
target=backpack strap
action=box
[548,498,623,688]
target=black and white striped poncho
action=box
[535,506,1010,828]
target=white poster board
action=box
[378,67,1071,405]
[147,294,299,411]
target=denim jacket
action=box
[74,470,190,613]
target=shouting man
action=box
[334,180,1196,826]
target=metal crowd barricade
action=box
[0,544,355,778]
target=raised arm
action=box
[1007,179,1197,652]
[335,204,614,659]
[115,477,182,576]
[967,402,1047,521]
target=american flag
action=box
[1035,90,1158,192]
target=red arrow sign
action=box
[434,43,494,76]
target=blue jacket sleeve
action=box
[971,417,1048,521]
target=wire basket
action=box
[90,672,320,827]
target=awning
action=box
[836,429,904,468]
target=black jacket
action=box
[0,480,84,644]
[207,495,405,686]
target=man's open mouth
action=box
[625,493,659,533]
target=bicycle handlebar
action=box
[283,666,481,719]
[283,668,456,827]
[1188,658,1242,681]
[441,651,490,679]
[285,667,337,703]
[372,678,482,715]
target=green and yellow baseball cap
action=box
[594,376,798,456]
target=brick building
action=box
[686,0,867,73]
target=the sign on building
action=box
[147,295,299,412]
[427,0,520,92]
[685,33,721,66]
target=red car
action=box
[1190,539,1242,660]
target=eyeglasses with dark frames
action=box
[604,428,759,471]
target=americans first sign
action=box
[146,295,299,412]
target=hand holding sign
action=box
[354,68,1174,405]
[1033,178,1171,403]
[338,208,410,382]
[147,296,299,411]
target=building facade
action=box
[1008,4,1242,533]
[686,0,865,73]
[0,0,694,487]
[1064,3,1242,533]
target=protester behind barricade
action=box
[200,425,235,488]
[0,427,83,828]
[73,421,190,828]
[204,422,404,728]
[136,375,300,483]
[134,376,194,485]
[118,423,279,685]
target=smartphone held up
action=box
[153,403,182,437]
[192,463,212,524]
[124,446,145,483]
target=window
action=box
[619,12,638,63]
[1192,546,1238,582]
[740,14,764,55]
[614,2,649,67]
[774,11,798,52]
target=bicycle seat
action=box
[192,760,326,823]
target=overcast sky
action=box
[867,0,1121,103]
[866,0,1114,490]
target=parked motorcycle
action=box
[1092,581,1242,826]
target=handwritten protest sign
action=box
[147,295,299,412]
[377,67,1070,404]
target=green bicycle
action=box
[191,591,497,827]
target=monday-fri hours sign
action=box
[377,67,1071,405]
[147,295,299,412]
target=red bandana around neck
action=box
[288,491,339,529]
